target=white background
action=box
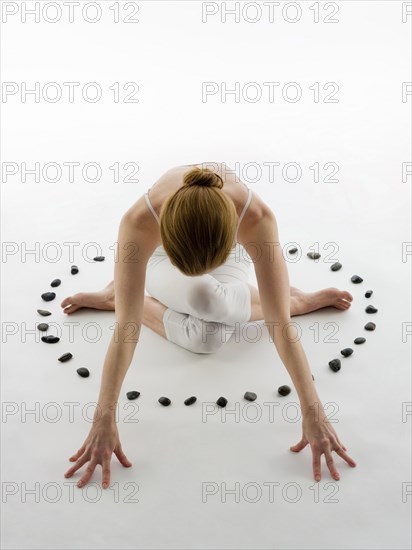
[1,1,411,549]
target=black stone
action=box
[50,279,61,287]
[288,247,298,254]
[184,396,197,406]
[71,265,79,275]
[93,256,105,262]
[77,367,90,378]
[216,396,228,407]
[58,352,73,363]
[158,396,171,406]
[41,335,60,344]
[341,348,354,357]
[354,337,366,345]
[307,252,321,260]
[351,275,363,284]
[127,391,140,400]
[364,322,376,331]
[329,359,341,372]
[365,290,373,298]
[244,391,257,402]
[331,262,342,272]
[366,305,378,314]
[37,323,49,332]
[312,374,315,381]
[37,309,51,316]
[278,385,291,396]
[41,292,56,302]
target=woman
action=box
[62,162,357,489]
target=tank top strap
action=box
[237,184,253,229]
[144,188,160,224]
[234,184,252,244]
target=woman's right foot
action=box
[292,287,353,316]
[60,281,115,315]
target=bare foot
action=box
[60,281,114,315]
[292,287,353,316]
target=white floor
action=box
[1,1,411,549]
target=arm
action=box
[64,207,159,488]
[245,208,357,481]
[248,209,319,411]
[96,211,157,420]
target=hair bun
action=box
[183,167,224,189]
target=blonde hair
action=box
[159,167,238,276]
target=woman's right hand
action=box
[64,415,132,489]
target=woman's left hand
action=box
[290,405,357,481]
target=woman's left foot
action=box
[60,281,114,315]
[292,287,353,316]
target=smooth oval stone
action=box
[50,279,61,288]
[278,385,291,396]
[288,247,298,254]
[307,252,321,260]
[93,256,105,262]
[244,391,257,402]
[354,337,366,345]
[366,305,378,314]
[365,290,373,298]
[41,292,56,302]
[216,396,228,407]
[127,391,140,400]
[351,275,363,284]
[41,335,60,344]
[158,396,171,406]
[184,396,197,406]
[37,323,49,332]
[77,367,90,378]
[329,359,341,372]
[341,348,354,357]
[71,265,79,275]
[58,352,73,363]
[364,322,376,331]
[331,262,342,271]
[37,309,51,316]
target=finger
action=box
[64,454,89,478]
[101,456,111,489]
[77,460,98,488]
[69,446,86,462]
[324,449,340,481]
[312,449,322,482]
[334,437,347,452]
[290,438,308,453]
[335,447,357,467]
[114,444,132,467]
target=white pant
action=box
[145,243,252,354]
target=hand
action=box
[64,416,132,489]
[290,405,357,481]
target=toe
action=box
[63,304,81,315]
[61,296,73,308]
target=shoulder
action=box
[236,186,276,244]
[122,195,161,233]
[243,188,275,225]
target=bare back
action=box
[124,162,267,250]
